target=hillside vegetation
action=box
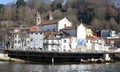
[0,0,120,33]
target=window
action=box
[64,45,66,48]
[53,28,55,32]
[64,24,66,27]
[64,40,66,43]
[51,45,54,47]
[40,32,42,34]
[31,38,33,41]
[28,41,29,44]
[14,35,17,38]
[18,40,20,43]
[38,18,40,21]
[47,29,49,31]
[51,49,54,51]
[64,49,66,52]
[31,32,33,34]
[14,40,17,43]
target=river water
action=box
[0,61,120,72]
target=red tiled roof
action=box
[10,27,30,30]
[43,31,58,39]
[43,31,66,39]
[40,19,60,25]
[60,26,76,30]
[87,35,99,40]
[30,26,39,31]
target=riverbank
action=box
[0,53,26,63]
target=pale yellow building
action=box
[86,28,93,37]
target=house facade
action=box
[29,31,43,50]
[11,28,30,50]
[60,26,76,37]
[11,28,43,51]
[39,17,72,32]
[58,17,72,31]
[61,37,71,52]
[39,19,59,32]
[43,32,63,51]
[12,29,21,49]
[44,39,61,51]
[77,23,86,39]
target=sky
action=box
[0,0,66,5]
[0,0,17,5]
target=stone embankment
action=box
[0,53,25,63]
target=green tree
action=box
[0,4,4,20]
[16,0,26,8]
[51,1,62,11]
[0,4,4,9]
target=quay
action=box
[0,53,26,63]
[3,49,120,63]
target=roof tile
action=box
[40,19,60,25]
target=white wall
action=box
[61,38,71,52]
[86,39,93,51]
[58,18,72,31]
[29,32,43,50]
[94,40,105,52]
[71,37,77,49]
[77,23,86,39]
[13,34,21,49]
[44,39,61,51]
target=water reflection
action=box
[0,61,120,72]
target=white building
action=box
[39,17,72,32]
[61,37,71,52]
[94,39,105,52]
[11,28,30,50]
[44,39,61,51]
[77,23,86,39]
[43,32,64,51]
[11,28,44,51]
[29,31,43,50]
[58,17,72,31]
[12,29,21,49]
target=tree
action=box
[109,18,119,31]
[16,0,26,8]
[90,18,100,32]
[0,4,4,20]
[52,9,64,19]
[27,0,51,10]
[51,1,62,11]
[105,7,118,20]
[0,4,4,9]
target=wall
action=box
[29,32,43,50]
[77,24,86,39]
[44,39,61,51]
[40,24,57,32]
[13,34,21,49]
[61,29,76,37]
[61,38,71,52]
[58,18,72,31]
